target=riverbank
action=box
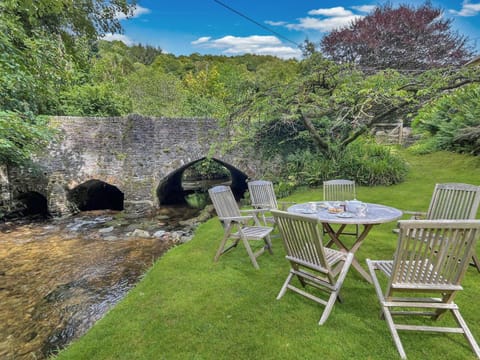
[0,205,214,359]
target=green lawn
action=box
[55,151,480,360]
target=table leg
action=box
[323,223,374,283]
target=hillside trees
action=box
[120,63,188,117]
[321,2,473,70]
[0,0,136,165]
[234,53,480,161]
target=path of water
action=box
[0,207,200,359]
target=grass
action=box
[55,150,480,360]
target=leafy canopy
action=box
[0,0,135,165]
[233,52,480,159]
[321,2,473,70]
[413,83,480,155]
[0,111,54,165]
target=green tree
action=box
[58,83,131,116]
[0,0,135,165]
[2,0,135,49]
[128,43,163,65]
[0,13,71,114]
[0,112,54,165]
[90,40,136,84]
[233,53,480,159]
[183,64,228,118]
[120,64,188,117]
[412,84,480,155]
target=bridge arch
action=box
[157,157,248,205]
[16,191,49,216]
[67,179,124,211]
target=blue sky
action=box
[104,1,480,59]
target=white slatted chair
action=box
[367,220,480,359]
[247,180,294,227]
[401,183,480,272]
[323,179,359,237]
[323,179,357,202]
[208,185,273,269]
[272,209,354,325]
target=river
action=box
[0,206,202,359]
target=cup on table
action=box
[356,203,368,217]
[309,202,318,211]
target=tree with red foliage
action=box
[320,2,473,70]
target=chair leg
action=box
[277,271,294,300]
[319,292,339,325]
[319,253,354,325]
[214,224,235,262]
[367,259,407,359]
[451,308,480,358]
[382,304,407,359]
[471,253,480,272]
[241,236,260,269]
[264,234,274,255]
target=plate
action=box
[336,212,354,218]
[300,209,317,214]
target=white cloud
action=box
[101,33,133,46]
[351,5,377,13]
[211,35,281,48]
[265,20,288,26]
[116,5,151,20]
[269,5,370,33]
[191,37,211,45]
[449,1,480,17]
[287,15,361,32]
[192,35,301,59]
[308,7,354,17]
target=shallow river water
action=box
[0,207,201,359]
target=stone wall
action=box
[3,115,262,216]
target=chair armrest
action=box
[403,210,427,220]
[219,215,253,223]
[241,209,266,215]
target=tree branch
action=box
[297,109,330,155]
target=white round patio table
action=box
[287,202,403,283]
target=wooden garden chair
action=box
[208,185,273,269]
[400,183,480,272]
[367,219,480,359]
[323,179,357,202]
[272,209,354,325]
[323,179,359,238]
[247,179,294,227]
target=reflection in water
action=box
[0,206,201,359]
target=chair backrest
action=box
[272,210,329,271]
[391,220,480,287]
[208,185,241,219]
[323,179,356,201]
[427,183,480,220]
[248,180,278,210]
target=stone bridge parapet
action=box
[1,115,265,217]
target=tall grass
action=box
[281,139,408,188]
[55,151,480,360]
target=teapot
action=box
[346,199,362,213]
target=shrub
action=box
[277,138,407,187]
[412,84,480,155]
[58,84,132,116]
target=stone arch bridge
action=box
[1,115,265,217]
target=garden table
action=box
[287,202,402,283]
